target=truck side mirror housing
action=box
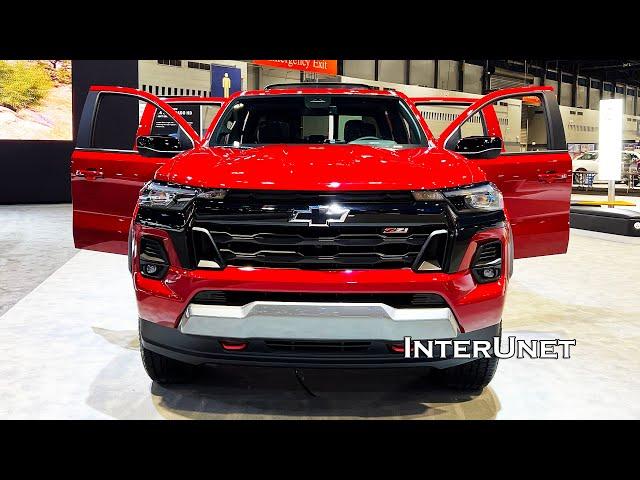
[136,135,182,158]
[455,136,502,159]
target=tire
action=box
[436,356,500,391]
[140,337,198,384]
[435,324,501,390]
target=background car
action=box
[572,150,640,185]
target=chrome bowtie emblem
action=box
[289,204,350,227]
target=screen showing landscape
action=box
[0,60,72,140]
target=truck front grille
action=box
[208,225,441,269]
[191,190,450,271]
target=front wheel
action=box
[140,336,198,384]
[435,356,499,390]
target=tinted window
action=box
[92,94,141,150]
[210,95,424,147]
[92,93,193,151]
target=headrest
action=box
[257,120,290,143]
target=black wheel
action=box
[140,336,198,384]
[435,323,501,390]
[436,356,499,390]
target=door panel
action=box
[72,150,171,253]
[466,152,570,258]
[71,86,200,254]
[431,87,571,259]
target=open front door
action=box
[71,86,201,254]
[432,86,571,259]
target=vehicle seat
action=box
[344,120,376,142]
[307,134,327,144]
[256,120,291,143]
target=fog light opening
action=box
[482,267,496,279]
[471,240,503,284]
[144,264,159,275]
[139,236,170,279]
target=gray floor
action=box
[0,204,77,316]
[0,202,639,419]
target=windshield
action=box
[209,95,425,148]
[579,152,598,160]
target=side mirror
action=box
[136,135,182,158]
[455,136,502,159]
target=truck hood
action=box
[157,144,481,191]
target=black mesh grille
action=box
[210,225,436,269]
[139,236,169,279]
[191,190,450,270]
[191,291,447,309]
[264,340,371,354]
[140,236,168,264]
[473,241,501,266]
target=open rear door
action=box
[71,86,201,254]
[431,86,571,259]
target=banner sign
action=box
[211,65,242,99]
[598,99,623,181]
[152,103,201,137]
[253,60,338,76]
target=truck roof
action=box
[238,83,398,98]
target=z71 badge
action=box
[383,227,409,234]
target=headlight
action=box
[442,183,503,212]
[139,182,228,210]
[139,182,199,210]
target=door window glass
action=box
[201,104,221,136]
[490,96,548,152]
[416,103,485,138]
[151,102,221,137]
[92,93,191,151]
[448,94,550,154]
[92,94,143,150]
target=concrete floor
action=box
[0,202,639,419]
[0,204,76,316]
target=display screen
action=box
[0,60,72,140]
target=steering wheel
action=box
[350,136,380,142]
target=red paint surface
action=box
[71,85,570,337]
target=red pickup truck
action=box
[71,83,570,390]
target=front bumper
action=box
[140,318,501,369]
[133,223,510,334]
[180,301,459,340]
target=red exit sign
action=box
[253,60,338,76]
